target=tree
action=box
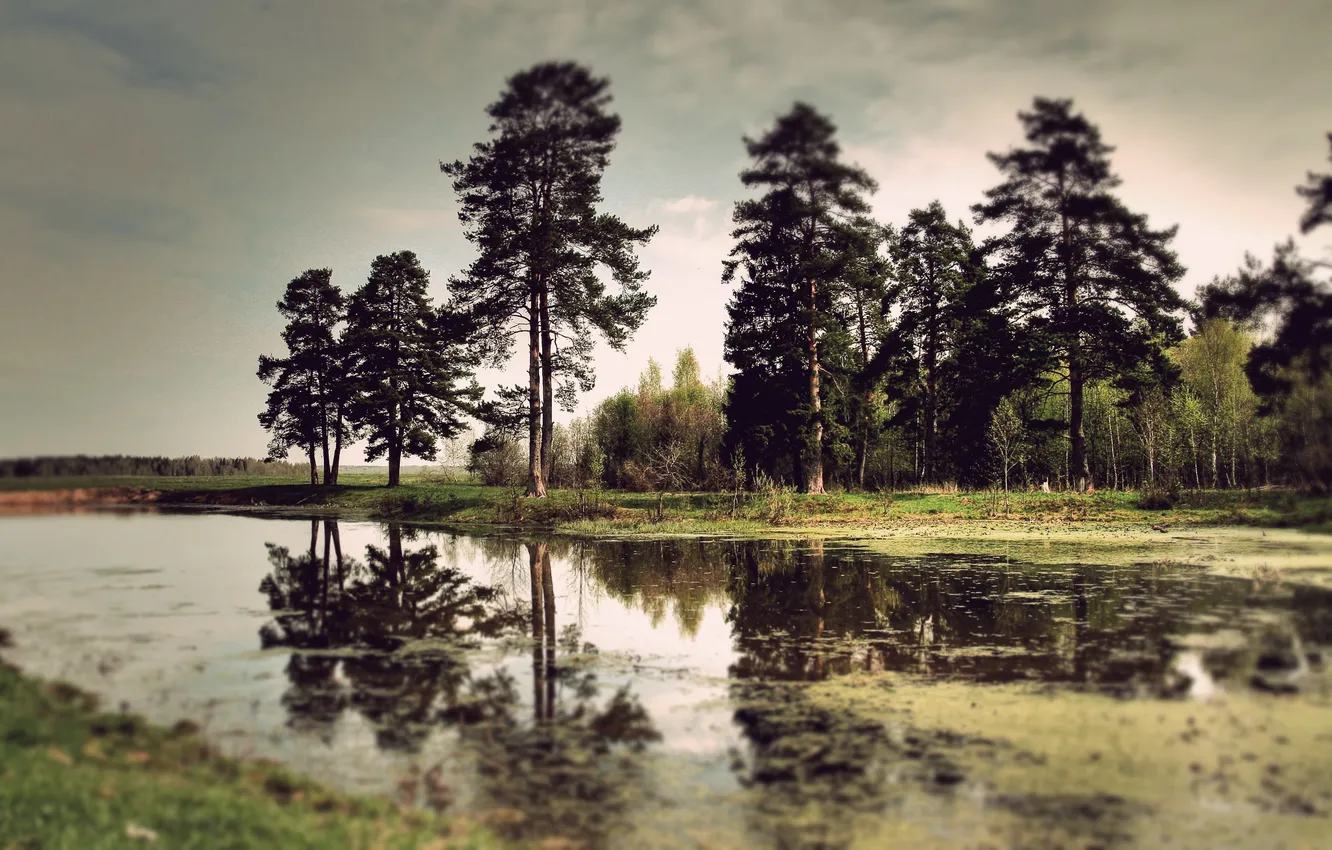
[343,251,481,487]
[722,103,877,493]
[443,61,657,498]
[988,396,1026,492]
[1198,137,1332,492]
[257,268,346,485]
[839,221,892,488]
[1173,318,1257,488]
[886,202,976,484]
[973,97,1187,492]
[1297,133,1332,236]
[1199,242,1332,398]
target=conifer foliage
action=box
[443,61,657,497]
[722,103,877,493]
[972,97,1186,491]
[342,251,481,487]
[257,268,347,485]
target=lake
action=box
[2,510,1330,848]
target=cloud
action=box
[660,195,718,214]
[0,0,228,93]
[355,207,455,234]
[0,185,195,243]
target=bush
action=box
[1139,482,1180,510]
[467,437,525,487]
[749,470,796,525]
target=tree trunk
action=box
[539,286,555,487]
[541,543,556,723]
[387,407,401,487]
[330,520,344,585]
[387,525,403,609]
[307,443,318,486]
[1069,361,1090,492]
[329,408,343,486]
[1109,409,1119,490]
[320,521,332,632]
[525,288,547,497]
[319,392,331,486]
[527,542,546,723]
[806,277,825,494]
[857,427,869,490]
[1060,167,1091,494]
[854,288,872,490]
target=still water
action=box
[1,511,1329,848]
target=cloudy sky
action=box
[2,0,1329,460]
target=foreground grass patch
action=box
[0,658,498,849]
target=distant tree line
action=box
[0,455,305,478]
[255,60,1330,496]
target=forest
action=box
[249,61,1332,498]
[0,455,305,478]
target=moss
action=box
[797,673,1332,847]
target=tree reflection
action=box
[257,524,661,846]
[258,520,524,751]
[442,540,660,847]
[251,527,1323,847]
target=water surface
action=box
[1,511,1329,848]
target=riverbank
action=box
[0,636,500,849]
[1,475,1329,535]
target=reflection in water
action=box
[259,521,521,751]
[249,523,1330,848]
[258,524,660,846]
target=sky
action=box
[1,0,1329,461]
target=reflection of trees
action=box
[258,520,524,751]
[257,527,661,846]
[722,541,1273,693]
[576,539,731,637]
[443,541,660,848]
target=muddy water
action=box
[1,512,1330,848]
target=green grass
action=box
[2,473,1329,534]
[0,652,500,850]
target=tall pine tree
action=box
[443,61,657,497]
[722,103,877,493]
[343,251,481,487]
[886,202,976,483]
[973,98,1185,491]
[257,268,346,485]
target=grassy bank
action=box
[0,642,500,849]
[2,474,1330,535]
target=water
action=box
[1,510,1329,848]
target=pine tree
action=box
[443,61,657,497]
[886,202,976,483]
[257,268,346,485]
[722,103,877,493]
[343,251,481,487]
[973,97,1186,492]
[837,219,891,489]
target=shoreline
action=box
[3,484,1331,589]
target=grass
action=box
[0,649,501,849]
[2,473,1329,535]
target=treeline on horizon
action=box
[0,455,306,478]
[253,60,1332,497]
